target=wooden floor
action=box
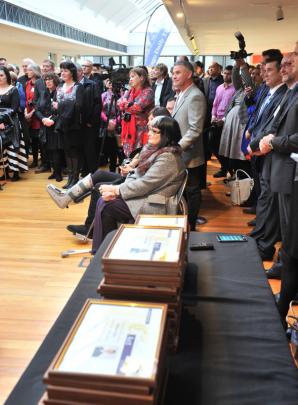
[0,158,280,403]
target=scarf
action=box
[137,144,181,175]
[120,88,142,155]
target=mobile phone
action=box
[189,242,214,251]
[216,234,248,243]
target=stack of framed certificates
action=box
[98,223,187,350]
[40,299,168,405]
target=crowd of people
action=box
[1,42,298,326]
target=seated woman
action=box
[47,116,185,250]
[92,116,185,252]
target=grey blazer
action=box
[172,84,206,168]
[119,151,185,218]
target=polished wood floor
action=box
[0,158,279,403]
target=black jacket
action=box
[152,76,175,107]
[81,77,102,126]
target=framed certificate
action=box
[135,215,188,232]
[103,225,184,264]
[45,299,167,387]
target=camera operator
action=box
[118,67,154,157]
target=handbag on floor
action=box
[228,169,254,206]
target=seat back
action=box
[176,170,188,215]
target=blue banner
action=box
[145,28,170,66]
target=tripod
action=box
[98,91,123,171]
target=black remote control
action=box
[189,242,214,251]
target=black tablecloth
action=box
[4,232,298,405]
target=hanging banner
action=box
[145,28,170,66]
[143,6,172,66]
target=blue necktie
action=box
[256,91,272,120]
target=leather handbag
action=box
[228,169,254,206]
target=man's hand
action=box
[42,118,55,127]
[259,134,274,154]
[247,145,263,156]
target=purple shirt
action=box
[211,83,236,120]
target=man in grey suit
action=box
[172,61,207,230]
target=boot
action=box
[62,157,72,189]
[62,173,73,189]
[47,174,93,208]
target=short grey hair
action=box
[27,63,41,78]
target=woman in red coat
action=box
[118,67,154,157]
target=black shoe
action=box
[67,224,89,236]
[247,218,256,227]
[243,207,256,215]
[266,266,282,279]
[213,169,227,178]
[196,216,208,225]
[62,175,73,189]
[35,165,51,173]
[55,174,63,182]
[48,172,56,179]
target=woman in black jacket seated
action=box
[53,61,84,189]
[35,73,63,181]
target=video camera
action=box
[98,58,130,96]
[230,32,252,60]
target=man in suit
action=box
[152,63,175,107]
[77,64,102,175]
[257,48,298,280]
[247,58,287,260]
[172,60,207,230]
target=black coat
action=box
[152,76,175,107]
[81,77,102,126]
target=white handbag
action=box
[228,169,254,206]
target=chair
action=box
[176,169,188,215]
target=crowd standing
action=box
[1,43,298,326]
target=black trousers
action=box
[252,190,281,258]
[85,171,123,228]
[277,250,298,319]
[186,165,202,231]
[81,125,100,175]
[209,125,227,171]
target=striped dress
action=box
[0,86,28,172]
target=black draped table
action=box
[4,232,298,405]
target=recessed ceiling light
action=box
[176,12,184,18]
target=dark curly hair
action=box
[59,61,78,82]
[0,66,11,85]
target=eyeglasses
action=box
[82,65,91,68]
[149,127,161,134]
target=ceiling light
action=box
[276,5,284,21]
[176,12,184,18]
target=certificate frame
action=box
[44,299,167,388]
[135,214,188,233]
[102,224,184,266]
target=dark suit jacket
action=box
[152,76,175,107]
[249,84,287,151]
[269,87,298,194]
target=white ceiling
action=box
[0,22,122,57]
[163,0,298,55]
